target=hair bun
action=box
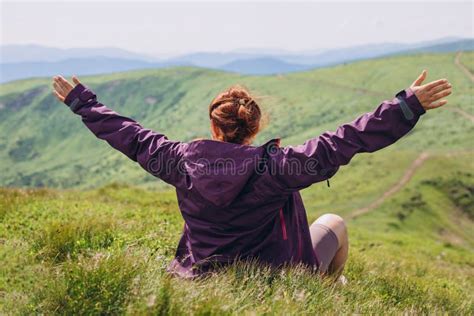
[237,102,251,122]
[209,85,262,144]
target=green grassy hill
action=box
[1,52,473,314]
[1,52,472,189]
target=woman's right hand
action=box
[410,70,452,110]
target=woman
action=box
[52,71,451,278]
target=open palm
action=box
[410,70,452,110]
[52,75,81,102]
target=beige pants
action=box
[309,223,339,273]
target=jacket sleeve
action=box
[271,88,426,192]
[64,83,188,187]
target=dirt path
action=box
[455,51,474,82]
[349,152,430,219]
[448,107,474,123]
[348,149,474,220]
[451,52,474,123]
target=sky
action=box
[1,1,472,58]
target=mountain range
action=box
[1,37,472,82]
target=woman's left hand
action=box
[52,75,81,102]
[410,70,452,111]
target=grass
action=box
[33,253,142,315]
[1,156,473,314]
[32,217,116,263]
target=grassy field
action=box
[1,160,473,314]
[1,52,473,314]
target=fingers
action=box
[411,76,452,111]
[431,88,452,101]
[53,81,67,96]
[430,82,452,94]
[411,70,427,87]
[422,78,448,91]
[53,75,75,101]
[53,75,70,90]
[72,75,81,86]
[51,74,82,103]
[53,90,65,102]
[425,99,448,110]
[56,75,73,90]
[53,76,64,93]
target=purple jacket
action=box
[64,83,425,277]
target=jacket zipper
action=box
[279,208,288,240]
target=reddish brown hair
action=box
[209,85,262,145]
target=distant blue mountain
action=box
[168,37,472,69]
[0,57,186,83]
[276,38,474,67]
[1,38,472,82]
[384,39,474,56]
[167,38,473,76]
[220,57,308,75]
[0,44,160,63]
[167,52,262,68]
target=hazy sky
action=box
[1,1,472,57]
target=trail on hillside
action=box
[448,107,474,123]
[348,149,474,220]
[451,52,474,123]
[455,51,474,82]
[349,152,430,219]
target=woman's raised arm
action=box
[272,71,452,192]
[52,75,188,188]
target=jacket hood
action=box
[182,138,279,207]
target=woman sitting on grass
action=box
[52,71,451,279]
